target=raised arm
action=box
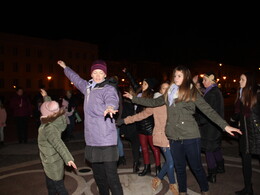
[123,92,165,107]
[122,68,140,91]
[57,60,87,94]
[57,60,67,69]
[40,89,51,102]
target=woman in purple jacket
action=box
[58,60,123,195]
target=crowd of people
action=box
[0,59,259,195]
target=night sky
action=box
[1,8,260,68]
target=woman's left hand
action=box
[225,126,242,136]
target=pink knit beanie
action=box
[40,101,60,117]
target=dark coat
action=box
[119,98,139,138]
[197,86,224,152]
[10,94,32,117]
[231,92,260,155]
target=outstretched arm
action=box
[124,107,153,125]
[224,126,242,136]
[195,94,242,136]
[123,92,165,107]
[104,106,118,118]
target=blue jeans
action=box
[117,128,124,157]
[157,147,176,184]
[170,138,208,193]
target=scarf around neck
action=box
[168,84,179,106]
[204,83,217,96]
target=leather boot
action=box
[133,161,140,173]
[138,164,151,176]
[201,191,210,195]
[179,192,187,195]
[235,184,254,195]
[155,165,161,176]
[207,168,217,183]
[216,159,225,174]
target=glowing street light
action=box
[47,76,52,81]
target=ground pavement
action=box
[0,127,260,195]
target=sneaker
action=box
[151,177,161,191]
[169,183,179,195]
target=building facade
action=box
[0,32,98,100]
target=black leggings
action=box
[92,161,123,195]
[240,152,252,188]
[45,175,68,195]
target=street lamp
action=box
[47,76,52,81]
[218,63,222,78]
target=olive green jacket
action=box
[38,96,74,181]
[132,92,228,140]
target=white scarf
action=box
[168,84,179,106]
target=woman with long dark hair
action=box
[231,72,260,195]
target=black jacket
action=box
[231,92,260,155]
[197,86,224,152]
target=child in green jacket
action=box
[38,89,77,195]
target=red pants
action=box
[139,134,160,166]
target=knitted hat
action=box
[90,60,107,75]
[40,101,60,117]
